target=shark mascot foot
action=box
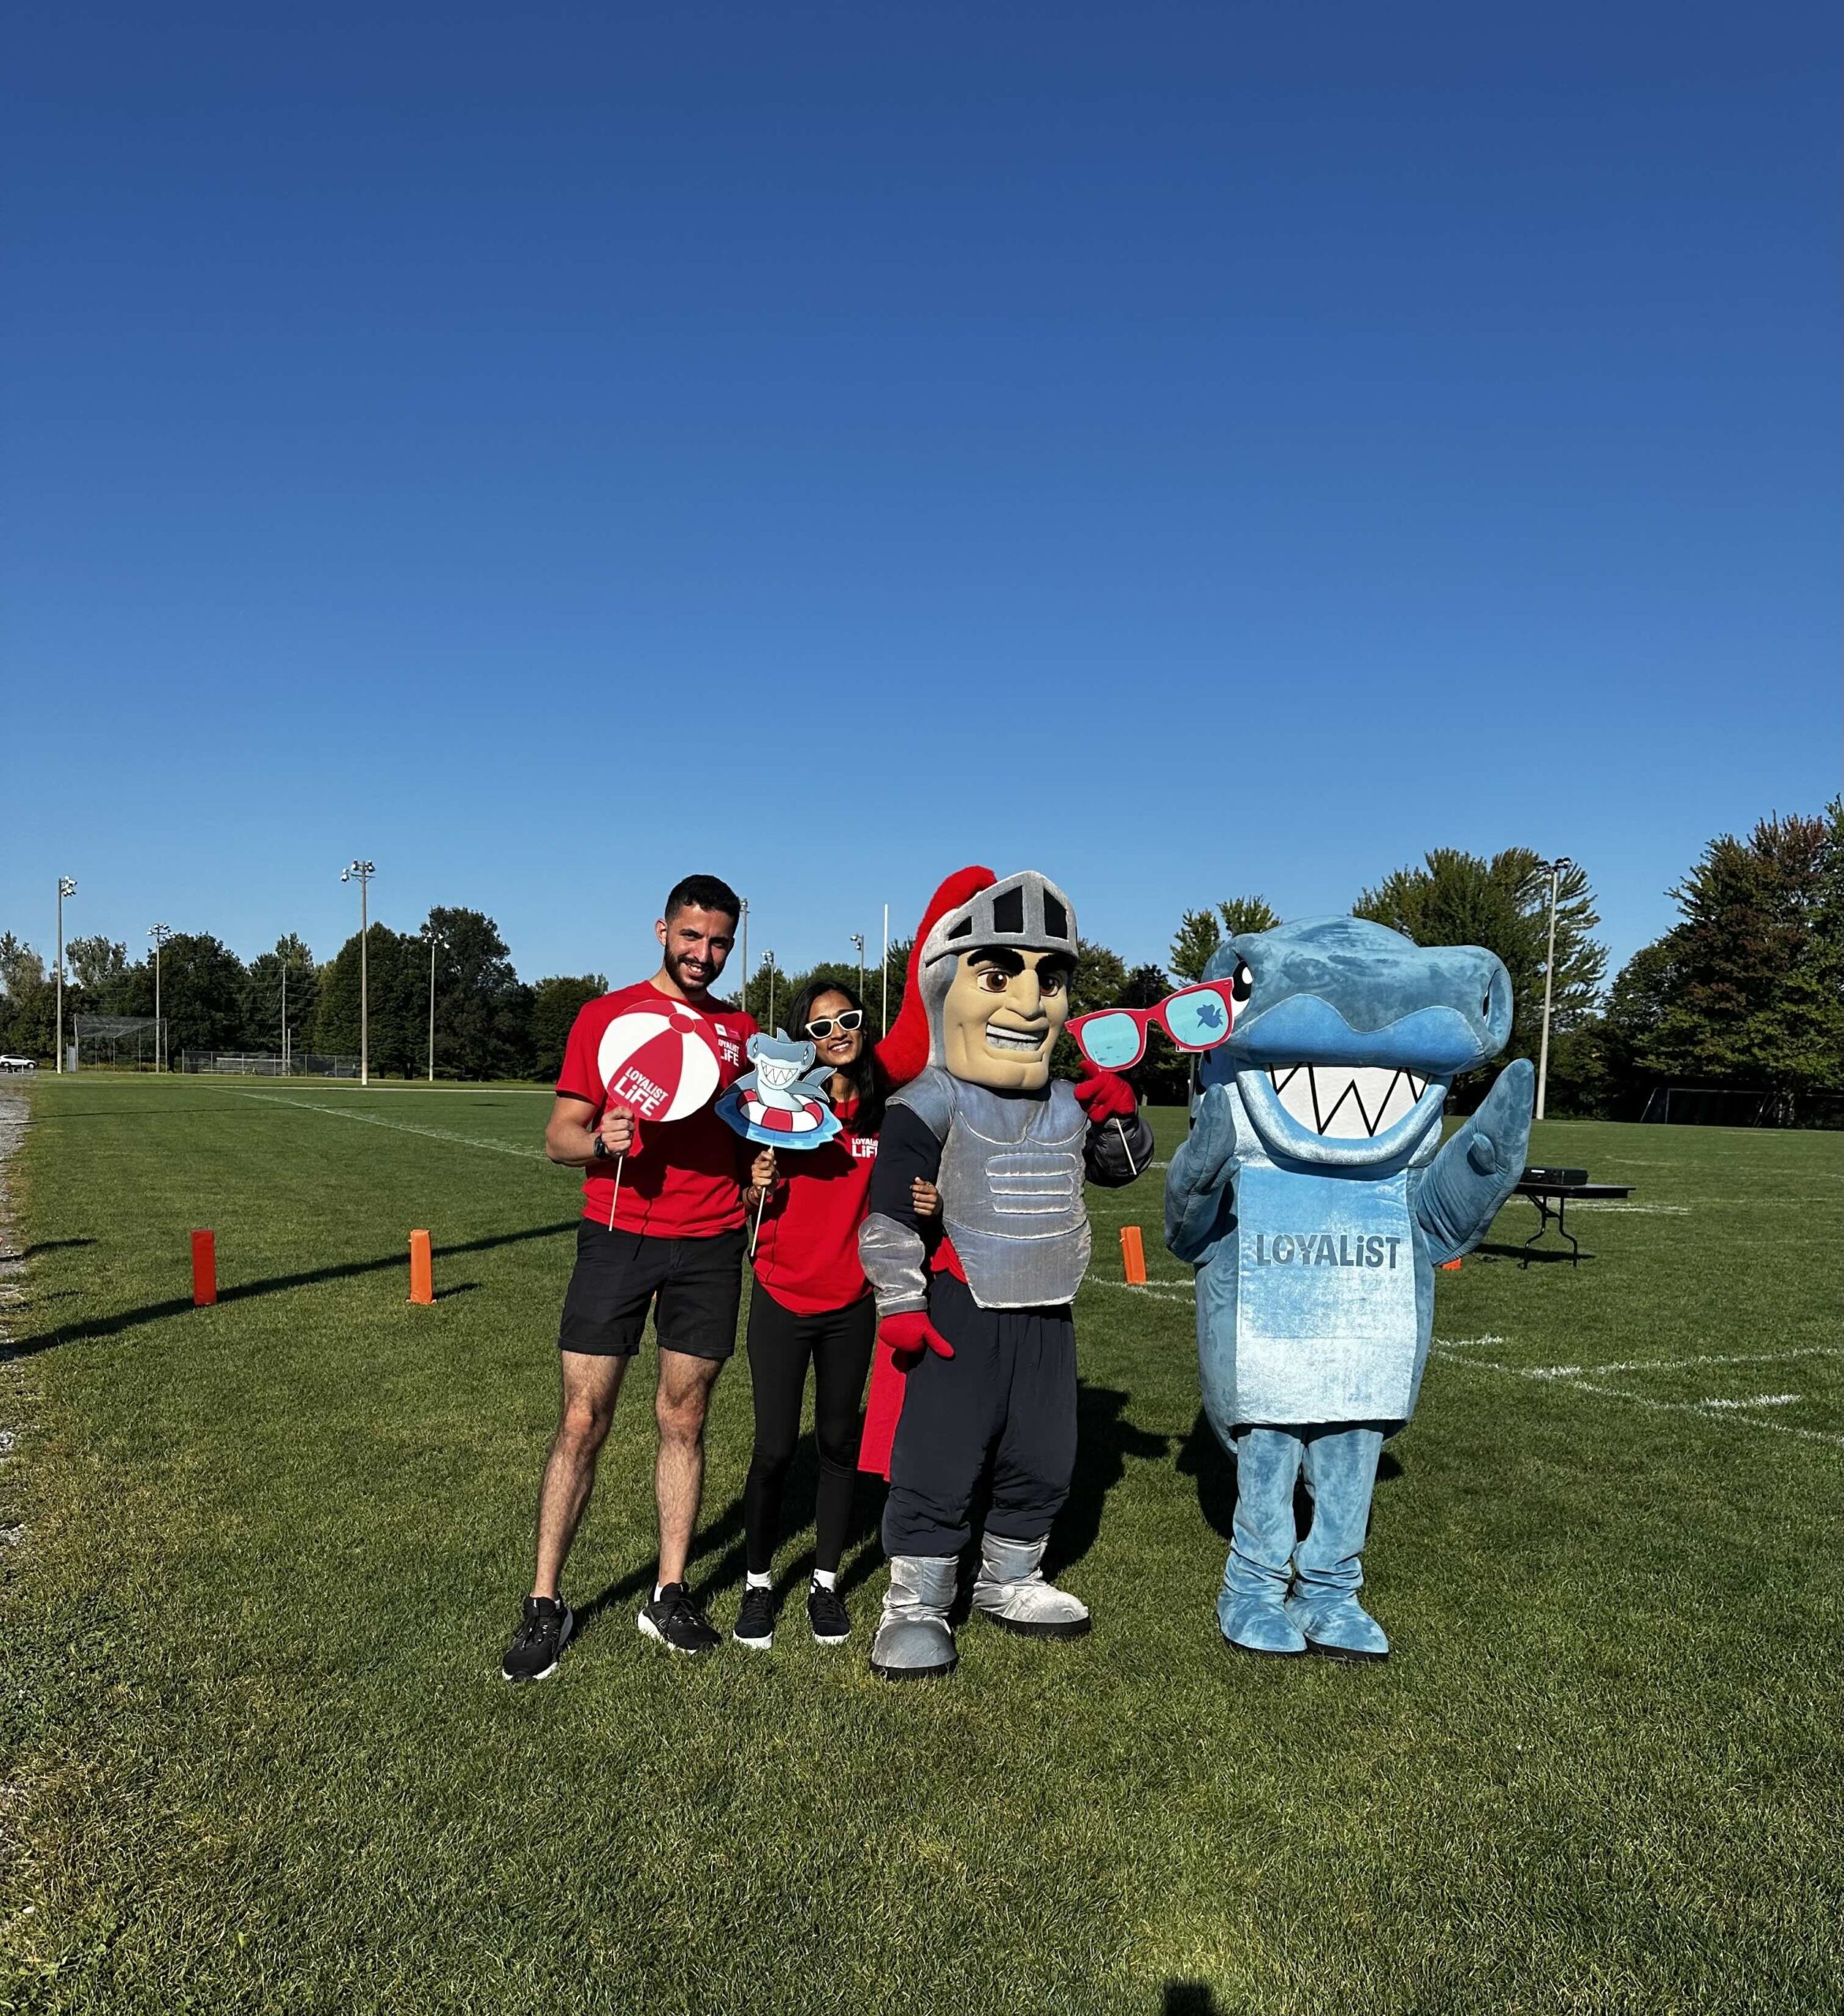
[1217,1426,1307,1655]
[1165,918,1534,1663]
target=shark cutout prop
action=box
[1164,915,1534,1662]
[715,1028,843,1150]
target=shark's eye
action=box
[1231,959,1253,1006]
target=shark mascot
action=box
[1164,917,1534,1661]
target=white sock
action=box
[653,1582,666,1602]
[746,1570,772,1590]
[813,1568,838,1591]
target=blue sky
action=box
[3,2,1837,989]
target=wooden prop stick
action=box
[750,1185,770,1259]
[1113,1117,1140,1178]
[606,1152,625,1232]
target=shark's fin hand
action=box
[1414,1058,1534,1262]
[1165,1082,1239,1266]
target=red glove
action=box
[1074,1066,1137,1127]
[879,1310,955,1369]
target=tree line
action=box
[2,802,1836,1111]
[1165,802,1842,1117]
[0,908,607,1084]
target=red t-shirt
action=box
[750,1096,880,1317]
[557,981,757,1238]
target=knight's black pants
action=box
[882,1273,1077,1558]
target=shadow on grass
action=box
[1046,1384,1172,1577]
[1476,1240,1591,1266]
[17,1238,97,1258]
[572,1380,1165,1637]
[574,1433,889,1640]
[1163,1984,1229,2014]
[6,1219,577,1358]
[1175,1410,1402,1544]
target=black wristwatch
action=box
[591,1132,610,1160]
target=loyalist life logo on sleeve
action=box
[1252,1231,1403,1269]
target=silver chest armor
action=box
[902,1069,1092,1310]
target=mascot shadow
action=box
[573,1380,1170,1634]
[1176,1410,1402,1544]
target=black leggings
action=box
[743,1287,878,1576]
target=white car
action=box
[0,1054,37,1074]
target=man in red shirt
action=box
[501,874,756,1678]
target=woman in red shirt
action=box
[734,978,937,1650]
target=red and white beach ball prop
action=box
[597,1004,723,1123]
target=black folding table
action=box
[1511,1168,1634,1265]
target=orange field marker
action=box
[191,1229,217,1306]
[1439,1258,1462,1271]
[409,1228,434,1305]
[1120,1225,1148,1285]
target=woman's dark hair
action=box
[787,976,884,1135]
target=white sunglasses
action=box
[804,1010,865,1040]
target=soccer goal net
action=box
[72,1015,167,1072]
[178,1051,362,1078]
[1640,1084,1844,1130]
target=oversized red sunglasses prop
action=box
[1066,980,1236,1072]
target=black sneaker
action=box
[734,1584,776,1651]
[501,1595,573,1682]
[807,1577,850,1646]
[638,1582,720,1656]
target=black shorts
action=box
[557,1221,745,1361]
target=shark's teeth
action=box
[1265,1065,1431,1140]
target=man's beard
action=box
[667,949,717,995]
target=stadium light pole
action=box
[343,861,376,1088]
[765,951,776,1032]
[422,922,445,1082]
[850,932,865,1001]
[1535,855,1572,1124]
[55,877,76,1073]
[147,923,172,1073]
[881,902,890,1033]
[280,940,303,1075]
[737,898,749,1019]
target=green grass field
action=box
[1,1076,1838,2015]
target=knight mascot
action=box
[1164,917,1534,1662]
[857,867,1153,1681]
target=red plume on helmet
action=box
[872,865,995,1090]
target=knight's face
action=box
[941,947,1072,1091]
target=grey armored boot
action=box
[972,1533,1091,1640]
[868,1556,960,1681]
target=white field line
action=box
[1432,1350,1841,1446]
[235,1091,549,1162]
[1687,1194,1843,1204]
[1702,1393,1801,1410]
[1558,1202,1689,1215]
[1520,1346,1836,1379]
[1092,1280,1196,1305]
